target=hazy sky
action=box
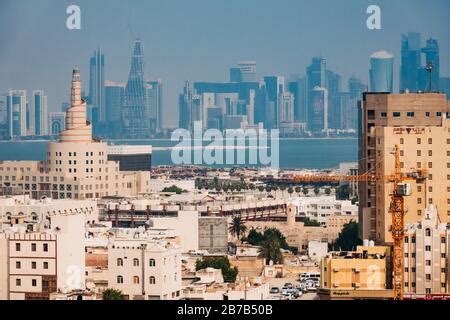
[1,0,449,127]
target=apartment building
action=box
[404,205,450,296]
[319,245,392,300]
[0,69,151,200]
[107,236,182,300]
[0,207,85,300]
[288,196,358,225]
[359,92,450,242]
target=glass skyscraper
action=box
[122,39,150,138]
[32,90,48,136]
[369,51,394,93]
[5,90,27,139]
[89,48,105,122]
[400,32,421,92]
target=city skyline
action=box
[1,0,449,128]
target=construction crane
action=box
[291,145,427,300]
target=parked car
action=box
[269,287,280,294]
[283,282,294,289]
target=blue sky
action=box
[1,0,449,127]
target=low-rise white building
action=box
[107,234,182,300]
[288,196,358,225]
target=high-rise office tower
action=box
[358,92,450,243]
[288,76,308,123]
[369,51,394,93]
[146,80,163,133]
[307,57,326,91]
[179,81,194,130]
[5,90,27,139]
[400,32,421,92]
[263,76,285,129]
[419,38,440,92]
[89,48,105,122]
[229,67,242,83]
[32,90,48,136]
[105,81,125,137]
[122,39,149,137]
[326,70,342,129]
[278,92,294,126]
[238,61,256,82]
[308,86,328,133]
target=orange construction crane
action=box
[291,145,427,300]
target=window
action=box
[16,261,21,269]
[149,276,156,284]
[16,279,21,286]
[32,261,36,269]
[117,258,123,267]
[426,228,431,237]
[425,112,430,117]
[426,274,431,281]
[400,138,404,145]
[133,276,140,284]
[381,112,387,118]
[15,243,21,251]
[31,243,36,252]
[43,243,48,252]
[436,112,442,117]
[393,112,401,117]
[32,279,37,287]
[428,138,432,144]
[43,262,49,269]
[117,276,123,284]
[407,112,414,117]
[426,260,431,266]
[133,258,139,267]
[417,150,421,156]
[412,253,416,258]
[405,237,409,243]
[425,246,431,251]
[149,259,155,267]
[417,138,421,144]
[412,237,416,243]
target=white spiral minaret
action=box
[59,68,92,142]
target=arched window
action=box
[133,276,140,284]
[425,228,431,237]
[149,259,155,267]
[117,275,123,284]
[149,276,156,284]
[133,258,139,267]
[117,258,123,266]
[404,237,409,243]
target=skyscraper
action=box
[308,86,328,133]
[306,57,326,91]
[89,48,105,122]
[263,76,285,129]
[146,80,163,133]
[122,39,149,138]
[238,61,257,82]
[32,90,48,136]
[400,32,421,92]
[5,90,27,139]
[369,51,394,92]
[105,81,125,138]
[419,38,440,92]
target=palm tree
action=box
[324,187,331,195]
[314,186,320,195]
[258,236,283,265]
[228,216,247,242]
[287,187,294,195]
[102,288,125,300]
[295,186,301,195]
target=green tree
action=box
[244,228,264,245]
[259,236,283,265]
[313,186,320,195]
[302,187,309,196]
[257,186,264,192]
[332,220,362,251]
[102,288,125,300]
[287,187,294,195]
[324,187,331,195]
[162,185,186,194]
[295,186,301,194]
[336,184,350,200]
[304,218,321,227]
[195,257,238,282]
[228,216,247,241]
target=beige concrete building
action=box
[403,205,450,296]
[359,92,450,242]
[0,206,86,300]
[107,235,182,300]
[0,69,151,200]
[319,245,392,300]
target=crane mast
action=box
[291,144,426,300]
